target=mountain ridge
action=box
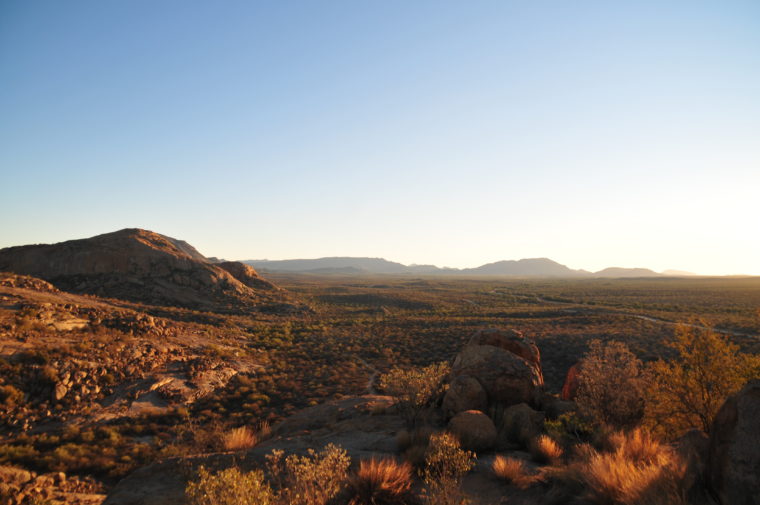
[245,257,686,277]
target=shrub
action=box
[267,443,351,505]
[345,458,420,505]
[530,435,563,465]
[186,466,275,505]
[379,362,449,428]
[491,456,534,489]
[575,340,646,430]
[0,385,24,408]
[421,432,474,505]
[546,428,687,505]
[544,411,594,444]
[644,325,760,437]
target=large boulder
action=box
[442,375,488,417]
[448,410,497,452]
[676,429,710,505]
[501,403,545,447]
[708,379,760,505]
[466,328,541,371]
[449,329,544,409]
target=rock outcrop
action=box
[708,379,760,505]
[0,466,105,505]
[560,362,582,401]
[444,328,544,414]
[0,229,288,314]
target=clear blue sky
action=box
[1,1,758,274]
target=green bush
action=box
[186,466,275,505]
[421,432,474,505]
[379,362,449,428]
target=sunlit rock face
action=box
[444,328,544,415]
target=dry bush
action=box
[546,428,687,505]
[576,340,646,430]
[345,458,420,505]
[530,435,563,465]
[186,466,275,505]
[267,443,351,505]
[421,432,475,505]
[379,362,449,428]
[491,456,535,489]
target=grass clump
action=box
[530,435,563,465]
[222,426,258,452]
[546,428,687,505]
[491,456,535,489]
[345,457,420,505]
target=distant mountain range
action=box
[244,257,693,278]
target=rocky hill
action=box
[0,229,299,314]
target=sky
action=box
[1,1,759,275]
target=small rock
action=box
[53,383,68,401]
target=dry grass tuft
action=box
[530,435,563,465]
[491,456,535,489]
[346,458,420,505]
[606,428,662,464]
[223,426,258,452]
[547,428,688,505]
[222,421,271,452]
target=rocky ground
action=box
[0,272,279,504]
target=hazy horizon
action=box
[2,1,758,276]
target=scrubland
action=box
[1,273,759,503]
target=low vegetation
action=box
[491,455,534,489]
[420,432,475,505]
[345,458,419,505]
[186,466,274,505]
[546,429,687,505]
[2,272,759,502]
[378,362,450,428]
[575,340,646,430]
[530,435,563,465]
[644,324,760,437]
